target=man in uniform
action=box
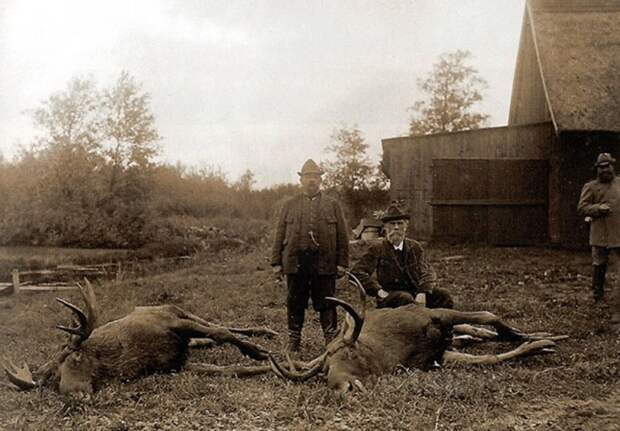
[271,159,349,352]
[352,203,453,309]
[578,153,620,333]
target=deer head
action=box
[269,273,373,397]
[2,279,98,394]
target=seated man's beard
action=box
[387,231,404,245]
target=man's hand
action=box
[415,293,427,306]
[599,203,611,215]
[377,289,389,299]
[337,265,347,278]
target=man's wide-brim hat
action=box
[298,159,324,176]
[595,153,616,167]
[381,203,410,223]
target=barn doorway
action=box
[430,159,548,245]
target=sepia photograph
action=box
[1,0,619,429]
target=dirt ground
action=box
[1,244,618,430]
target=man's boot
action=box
[320,308,338,345]
[287,329,302,353]
[287,307,304,354]
[592,264,607,302]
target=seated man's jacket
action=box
[352,238,436,296]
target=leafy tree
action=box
[321,125,390,222]
[101,71,160,188]
[235,169,256,192]
[408,50,490,136]
[13,73,161,247]
[321,126,374,191]
[31,77,102,154]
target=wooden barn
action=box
[382,0,620,247]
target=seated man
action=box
[352,203,454,309]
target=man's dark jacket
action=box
[352,238,436,296]
[271,192,349,275]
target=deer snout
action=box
[327,366,367,397]
[58,352,95,395]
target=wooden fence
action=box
[0,255,194,297]
[0,263,121,296]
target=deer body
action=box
[2,284,274,394]
[270,292,566,395]
[58,305,199,393]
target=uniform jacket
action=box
[352,238,436,296]
[578,176,620,247]
[271,192,349,275]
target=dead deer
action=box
[268,275,567,396]
[1,280,276,394]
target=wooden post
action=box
[116,261,122,282]
[11,269,20,294]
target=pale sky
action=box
[0,0,526,187]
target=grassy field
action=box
[1,244,619,430]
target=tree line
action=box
[0,50,488,249]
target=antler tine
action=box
[346,271,367,319]
[325,296,364,345]
[1,356,36,390]
[78,278,98,334]
[55,278,98,340]
[268,353,324,382]
[55,297,88,336]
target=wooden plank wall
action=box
[432,159,549,244]
[382,123,553,241]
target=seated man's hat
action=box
[595,153,616,167]
[381,202,410,223]
[298,159,324,176]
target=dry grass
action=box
[1,245,619,430]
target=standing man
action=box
[271,159,349,352]
[353,202,453,309]
[578,153,620,333]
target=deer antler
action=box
[268,353,325,382]
[0,356,36,390]
[55,278,98,340]
[346,271,367,319]
[325,297,364,345]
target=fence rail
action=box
[1,262,121,296]
[1,255,192,296]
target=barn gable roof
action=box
[511,0,620,133]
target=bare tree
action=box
[408,50,490,136]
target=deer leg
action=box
[434,310,567,342]
[434,310,524,340]
[453,323,568,343]
[442,339,557,365]
[188,339,217,349]
[186,363,271,377]
[170,306,278,338]
[172,320,268,360]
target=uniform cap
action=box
[298,159,324,176]
[595,153,616,167]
